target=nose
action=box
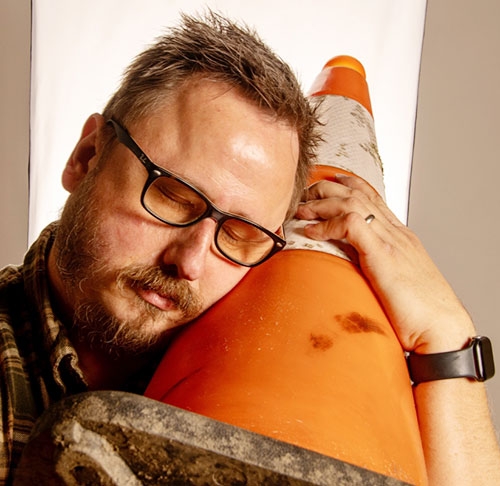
[161,219,216,281]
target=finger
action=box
[305,173,387,209]
[297,195,377,224]
[333,174,405,228]
[303,210,384,252]
[297,181,383,225]
[333,173,380,198]
[304,178,358,202]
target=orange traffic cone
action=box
[145,56,428,485]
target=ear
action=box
[62,113,107,193]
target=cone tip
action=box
[323,55,366,79]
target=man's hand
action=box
[296,173,500,485]
[295,173,475,354]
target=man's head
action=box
[50,12,320,359]
[102,11,319,215]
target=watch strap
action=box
[407,336,495,385]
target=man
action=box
[0,11,499,486]
[0,12,318,483]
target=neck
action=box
[71,341,160,391]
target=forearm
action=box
[297,175,500,483]
[415,378,500,485]
[414,319,500,485]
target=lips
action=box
[122,269,202,319]
[136,287,177,311]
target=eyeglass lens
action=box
[145,176,276,265]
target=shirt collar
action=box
[22,222,88,395]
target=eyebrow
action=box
[109,118,277,228]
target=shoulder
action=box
[0,264,37,362]
[0,265,26,322]
[0,264,23,289]
[0,265,39,484]
[0,264,25,316]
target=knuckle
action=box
[344,211,360,224]
[344,195,359,207]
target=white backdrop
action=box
[29,0,427,242]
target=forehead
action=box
[125,79,299,227]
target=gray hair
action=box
[103,11,320,216]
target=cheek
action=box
[93,200,159,268]
[115,222,162,268]
[91,174,162,264]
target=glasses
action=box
[107,119,286,267]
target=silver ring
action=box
[365,214,375,225]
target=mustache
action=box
[117,265,202,316]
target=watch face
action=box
[474,336,495,381]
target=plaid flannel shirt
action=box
[0,223,87,485]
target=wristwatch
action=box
[407,336,495,385]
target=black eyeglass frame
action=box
[106,118,286,267]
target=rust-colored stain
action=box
[336,312,385,335]
[309,333,334,351]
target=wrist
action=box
[412,314,476,355]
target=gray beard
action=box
[53,163,202,358]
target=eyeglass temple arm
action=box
[107,119,152,171]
